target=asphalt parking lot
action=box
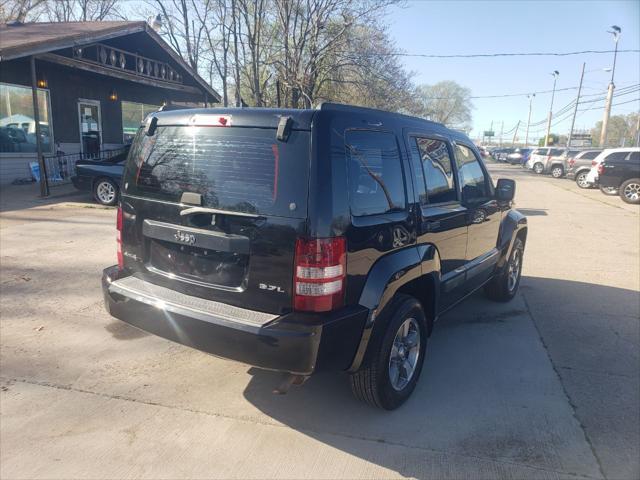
[1,162,638,479]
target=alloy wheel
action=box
[623,182,640,202]
[551,167,563,178]
[96,181,116,204]
[507,248,521,292]
[534,163,544,174]
[388,318,421,391]
[577,173,589,188]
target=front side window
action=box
[454,144,489,203]
[413,137,457,204]
[121,101,160,144]
[346,130,406,216]
[0,82,53,154]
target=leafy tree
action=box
[414,81,473,131]
[538,133,559,146]
[590,113,640,148]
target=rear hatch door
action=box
[120,114,311,315]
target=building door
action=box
[78,100,102,157]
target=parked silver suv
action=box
[565,150,603,188]
[526,147,565,174]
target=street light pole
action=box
[544,71,560,147]
[600,25,621,147]
[525,94,535,146]
[567,62,586,149]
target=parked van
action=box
[102,104,527,409]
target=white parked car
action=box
[585,148,640,193]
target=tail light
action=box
[568,159,575,167]
[591,160,597,167]
[294,237,346,312]
[116,206,124,270]
[597,163,605,175]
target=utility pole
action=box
[600,25,621,147]
[525,94,535,146]
[544,71,560,147]
[512,120,520,147]
[636,114,640,147]
[30,56,49,197]
[567,62,586,149]
[499,121,504,147]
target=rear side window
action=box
[345,130,406,216]
[628,152,639,162]
[123,126,309,217]
[532,148,547,155]
[605,151,631,162]
[412,137,457,204]
[581,151,600,160]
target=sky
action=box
[386,0,640,143]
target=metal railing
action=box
[43,146,129,187]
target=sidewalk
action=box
[0,182,94,214]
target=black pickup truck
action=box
[102,104,527,409]
[71,146,129,206]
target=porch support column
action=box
[30,56,49,197]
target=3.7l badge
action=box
[259,283,285,293]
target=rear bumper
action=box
[102,266,368,375]
[598,176,619,189]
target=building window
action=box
[122,101,160,143]
[0,82,53,154]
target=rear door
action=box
[120,122,310,315]
[405,132,468,310]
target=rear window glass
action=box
[123,126,309,217]
[581,151,600,159]
[345,130,406,216]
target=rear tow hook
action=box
[273,374,309,395]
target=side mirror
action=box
[496,178,516,202]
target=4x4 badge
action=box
[174,230,196,245]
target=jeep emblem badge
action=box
[174,230,196,246]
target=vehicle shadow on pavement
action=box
[241,276,639,479]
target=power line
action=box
[374,49,640,59]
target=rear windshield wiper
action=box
[179,206,261,218]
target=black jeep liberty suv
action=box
[102,103,527,410]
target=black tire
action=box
[599,185,618,196]
[575,171,591,189]
[619,178,640,204]
[550,165,564,178]
[93,178,119,206]
[485,238,524,302]
[350,294,427,410]
[533,163,544,174]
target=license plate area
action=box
[143,219,250,289]
[148,239,249,288]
